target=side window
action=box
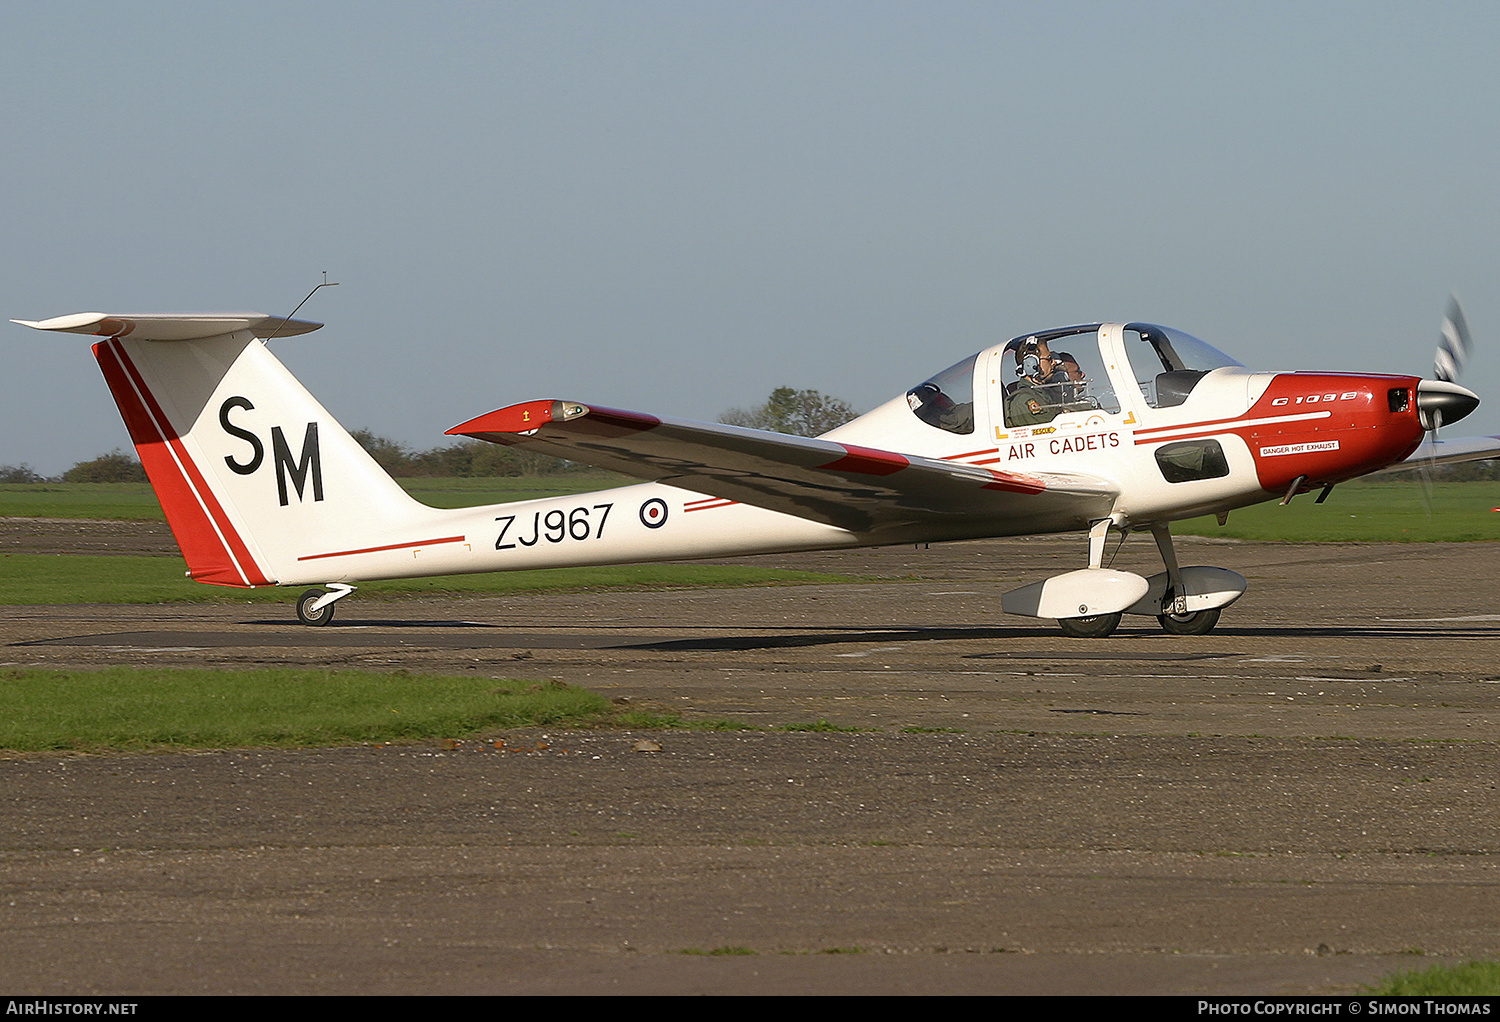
[907,354,977,435]
[1154,439,1230,482]
[1126,325,1242,408]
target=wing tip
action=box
[447,400,571,438]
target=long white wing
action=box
[448,400,1119,539]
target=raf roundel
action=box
[639,498,669,529]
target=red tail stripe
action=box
[96,340,271,587]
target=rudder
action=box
[20,313,436,587]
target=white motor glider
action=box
[15,309,1499,636]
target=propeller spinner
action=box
[1416,378,1480,430]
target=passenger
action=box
[1050,350,1088,404]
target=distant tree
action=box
[62,450,147,483]
[1435,458,1500,482]
[0,464,43,484]
[1364,458,1499,483]
[720,387,858,437]
[351,429,411,475]
[352,429,580,478]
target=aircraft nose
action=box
[1416,378,1480,429]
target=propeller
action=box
[1417,296,1480,431]
[1435,295,1470,382]
[1412,296,1480,515]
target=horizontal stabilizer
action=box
[13,312,321,341]
[448,399,1118,537]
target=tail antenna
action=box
[264,272,340,344]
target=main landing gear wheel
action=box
[1057,612,1121,639]
[296,588,336,627]
[1156,607,1220,636]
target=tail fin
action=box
[16,313,437,587]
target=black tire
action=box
[296,588,335,627]
[1057,612,1121,638]
[1156,607,1220,636]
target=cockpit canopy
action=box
[905,323,1243,434]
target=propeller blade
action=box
[1435,294,1471,383]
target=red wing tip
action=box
[447,400,561,436]
[446,402,661,438]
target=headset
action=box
[1016,337,1043,378]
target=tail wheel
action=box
[1156,607,1220,635]
[1057,612,1121,638]
[296,588,336,627]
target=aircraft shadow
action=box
[242,618,503,628]
[627,622,1499,654]
[23,620,1494,655]
[245,618,1500,645]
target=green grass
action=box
[1177,480,1500,542]
[676,947,757,956]
[0,553,858,605]
[0,667,615,753]
[7,477,1500,543]
[782,718,864,732]
[0,474,630,520]
[0,482,168,520]
[1369,960,1500,995]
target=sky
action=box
[3,0,1498,475]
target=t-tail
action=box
[13,313,455,591]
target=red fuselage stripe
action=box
[1133,410,1332,445]
[298,535,468,562]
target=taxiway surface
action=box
[1,522,1497,995]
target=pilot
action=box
[1005,338,1068,425]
